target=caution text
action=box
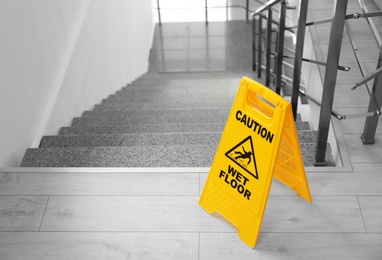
[236,110,274,144]
[219,165,251,200]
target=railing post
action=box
[315,0,348,166]
[246,0,250,22]
[291,0,309,120]
[157,0,162,25]
[266,8,273,86]
[275,0,286,94]
[205,0,208,25]
[361,45,382,144]
[258,14,263,78]
[253,15,257,71]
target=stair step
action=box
[109,87,238,98]
[42,129,316,148]
[73,109,231,126]
[295,121,310,130]
[93,101,234,111]
[59,123,226,135]
[20,143,334,167]
[118,78,241,91]
[297,130,318,143]
[73,112,308,129]
[80,108,230,118]
[300,143,335,167]
[20,145,217,167]
[101,92,236,104]
[40,133,222,148]
[133,71,251,81]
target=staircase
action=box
[20,70,335,168]
[20,20,336,168]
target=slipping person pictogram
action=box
[225,136,258,179]
[234,146,252,165]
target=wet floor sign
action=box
[199,76,312,248]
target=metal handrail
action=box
[352,66,382,90]
[254,0,283,14]
[285,11,382,30]
[299,88,380,121]
[283,55,351,71]
[256,12,295,33]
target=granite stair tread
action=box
[20,143,334,168]
[101,79,240,104]
[100,93,236,104]
[72,109,231,126]
[71,116,310,130]
[20,145,217,167]
[297,130,318,143]
[41,130,317,148]
[40,133,223,148]
[116,78,242,91]
[59,123,227,135]
[93,101,235,111]
[80,108,230,118]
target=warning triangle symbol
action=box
[225,136,259,179]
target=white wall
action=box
[0,0,155,167]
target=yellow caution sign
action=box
[199,76,311,248]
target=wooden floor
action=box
[0,164,382,259]
[1,1,382,259]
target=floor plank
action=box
[344,134,382,163]
[40,195,365,233]
[200,233,382,259]
[262,195,365,233]
[201,170,382,197]
[307,171,382,196]
[0,232,199,260]
[352,162,382,173]
[40,196,236,232]
[0,196,48,231]
[0,172,199,196]
[358,196,382,233]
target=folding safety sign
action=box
[199,76,312,248]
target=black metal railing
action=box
[154,0,382,166]
[252,0,382,166]
[252,0,304,119]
